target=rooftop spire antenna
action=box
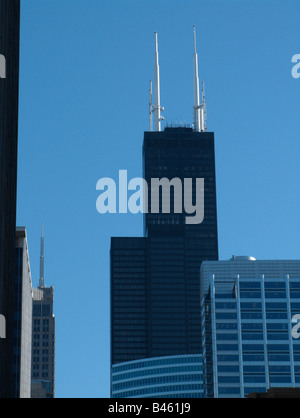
[201,81,207,131]
[154,32,164,131]
[149,80,153,131]
[39,224,45,288]
[193,25,201,132]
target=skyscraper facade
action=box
[31,231,55,398]
[0,0,21,398]
[111,30,218,398]
[111,127,218,367]
[14,228,33,398]
[200,257,300,398]
[31,286,55,398]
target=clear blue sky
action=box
[17,0,300,398]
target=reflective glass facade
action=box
[112,355,203,398]
[111,128,219,369]
[201,258,300,398]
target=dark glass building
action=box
[31,285,55,398]
[111,128,219,369]
[0,0,21,398]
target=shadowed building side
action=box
[0,0,21,398]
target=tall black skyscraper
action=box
[0,0,21,398]
[111,128,218,365]
[110,31,218,399]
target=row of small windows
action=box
[33,304,51,317]
[215,365,297,374]
[113,366,203,382]
[218,376,300,385]
[217,333,291,342]
[113,374,202,391]
[32,372,49,379]
[215,292,300,300]
[215,302,300,310]
[32,357,50,363]
[216,354,300,362]
[113,384,203,398]
[216,313,294,320]
[217,343,298,352]
[33,342,52,348]
[113,356,202,373]
[238,281,300,289]
[33,364,49,371]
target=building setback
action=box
[14,228,33,398]
[201,257,300,398]
[0,0,21,398]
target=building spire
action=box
[193,25,201,132]
[201,81,207,132]
[149,80,153,131]
[39,224,45,288]
[152,32,164,131]
[193,26,207,132]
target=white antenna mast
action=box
[193,26,207,132]
[39,224,45,288]
[193,26,201,132]
[201,81,207,131]
[149,81,153,131]
[153,32,164,131]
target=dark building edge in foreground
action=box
[0,0,21,398]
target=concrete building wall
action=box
[14,228,33,398]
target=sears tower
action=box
[111,28,218,398]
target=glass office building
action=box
[201,256,300,398]
[112,355,203,398]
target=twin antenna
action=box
[149,26,207,132]
[149,33,165,132]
